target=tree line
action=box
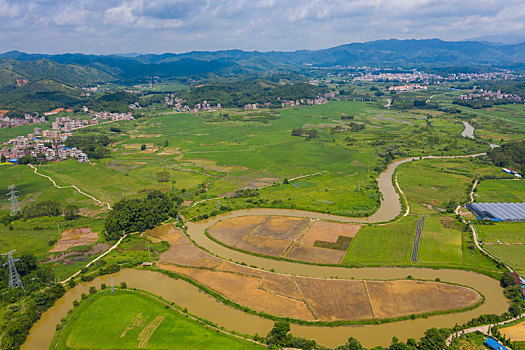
[488,140,525,175]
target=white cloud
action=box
[0,0,523,53]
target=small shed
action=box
[484,338,509,350]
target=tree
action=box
[266,322,292,347]
[500,271,516,288]
[140,144,146,151]
[417,328,448,350]
[164,139,169,147]
[156,170,170,182]
[64,205,79,220]
[1,154,6,163]
[335,337,366,350]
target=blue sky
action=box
[0,0,523,54]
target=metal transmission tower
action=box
[2,250,24,290]
[6,183,22,217]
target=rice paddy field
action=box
[52,289,263,350]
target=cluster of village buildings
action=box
[1,110,134,164]
[388,84,428,92]
[323,67,522,83]
[0,113,46,129]
[165,92,334,112]
[1,128,89,163]
[459,89,524,103]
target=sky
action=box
[0,0,524,54]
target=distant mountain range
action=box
[1,39,524,89]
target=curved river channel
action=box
[24,152,506,349]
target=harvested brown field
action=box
[236,234,291,256]
[160,265,315,320]
[366,280,482,319]
[217,262,303,299]
[293,277,373,320]
[500,320,525,341]
[207,216,265,246]
[208,216,360,263]
[145,224,189,246]
[250,216,309,240]
[299,221,361,246]
[160,244,221,268]
[50,228,98,252]
[286,245,345,264]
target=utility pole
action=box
[110,276,115,295]
[6,183,22,217]
[218,199,220,211]
[2,250,24,290]
[176,213,180,226]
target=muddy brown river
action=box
[24,153,502,349]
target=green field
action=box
[397,158,503,215]
[343,157,503,273]
[476,222,525,243]
[484,244,525,274]
[475,179,525,202]
[476,222,525,275]
[52,289,263,350]
[33,100,491,219]
[0,164,106,259]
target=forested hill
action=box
[1,39,525,86]
[0,58,115,91]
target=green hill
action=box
[0,58,116,91]
[0,79,83,113]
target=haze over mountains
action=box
[1,39,524,89]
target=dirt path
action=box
[461,121,475,138]
[27,164,124,283]
[59,233,127,283]
[445,314,525,345]
[29,164,112,210]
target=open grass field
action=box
[0,163,111,281]
[31,100,491,221]
[52,289,263,350]
[208,216,361,264]
[484,244,525,274]
[475,179,525,203]
[476,222,525,243]
[396,158,503,215]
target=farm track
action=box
[27,163,126,284]
[28,164,112,210]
